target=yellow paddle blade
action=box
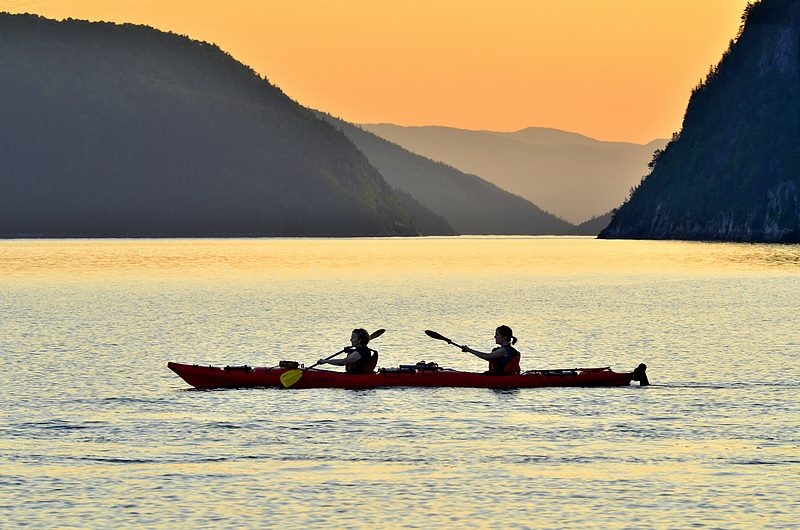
[280,369,303,388]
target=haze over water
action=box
[2,237,798,528]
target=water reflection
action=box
[718,241,800,269]
[2,237,799,284]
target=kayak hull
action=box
[167,362,649,390]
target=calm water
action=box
[1,237,798,529]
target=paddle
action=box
[280,328,386,388]
[424,329,465,349]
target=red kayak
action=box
[167,361,649,390]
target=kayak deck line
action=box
[167,361,649,390]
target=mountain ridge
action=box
[0,12,658,238]
[361,123,667,224]
[0,14,442,237]
[322,115,575,235]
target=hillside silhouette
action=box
[322,115,574,235]
[0,14,453,237]
[361,124,666,224]
[600,0,800,242]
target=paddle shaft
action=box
[308,328,384,370]
[304,348,348,372]
[424,329,464,349]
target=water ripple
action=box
[2,238,799,529]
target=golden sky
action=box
[4,0,751,143]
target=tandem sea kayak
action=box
[167,361,649,390]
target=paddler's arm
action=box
[318,348,363,366]
[461,345,506,360]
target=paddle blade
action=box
[425,329,450,342]
[280,369,303,388]
[370,328,386,340]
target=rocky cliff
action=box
[600,0,800,242]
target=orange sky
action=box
[3,0,751,143]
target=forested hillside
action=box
[0,14,448,237]
[600,0,800,242]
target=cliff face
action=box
[0,14,429,237]
[600,0,800,242]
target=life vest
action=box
[488,344,521,375]
[345,345,377,374]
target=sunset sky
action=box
[3,0,751,143]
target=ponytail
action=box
[496,325,517,345]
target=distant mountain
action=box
[361,124,666,224]
[0,14,451,237]
[569,211,614,236]
[321,115,574,235]
[600,0,800,242]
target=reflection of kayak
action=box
[167,361,649,390]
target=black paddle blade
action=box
[425,329,450,342]
[370,328,386,340]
